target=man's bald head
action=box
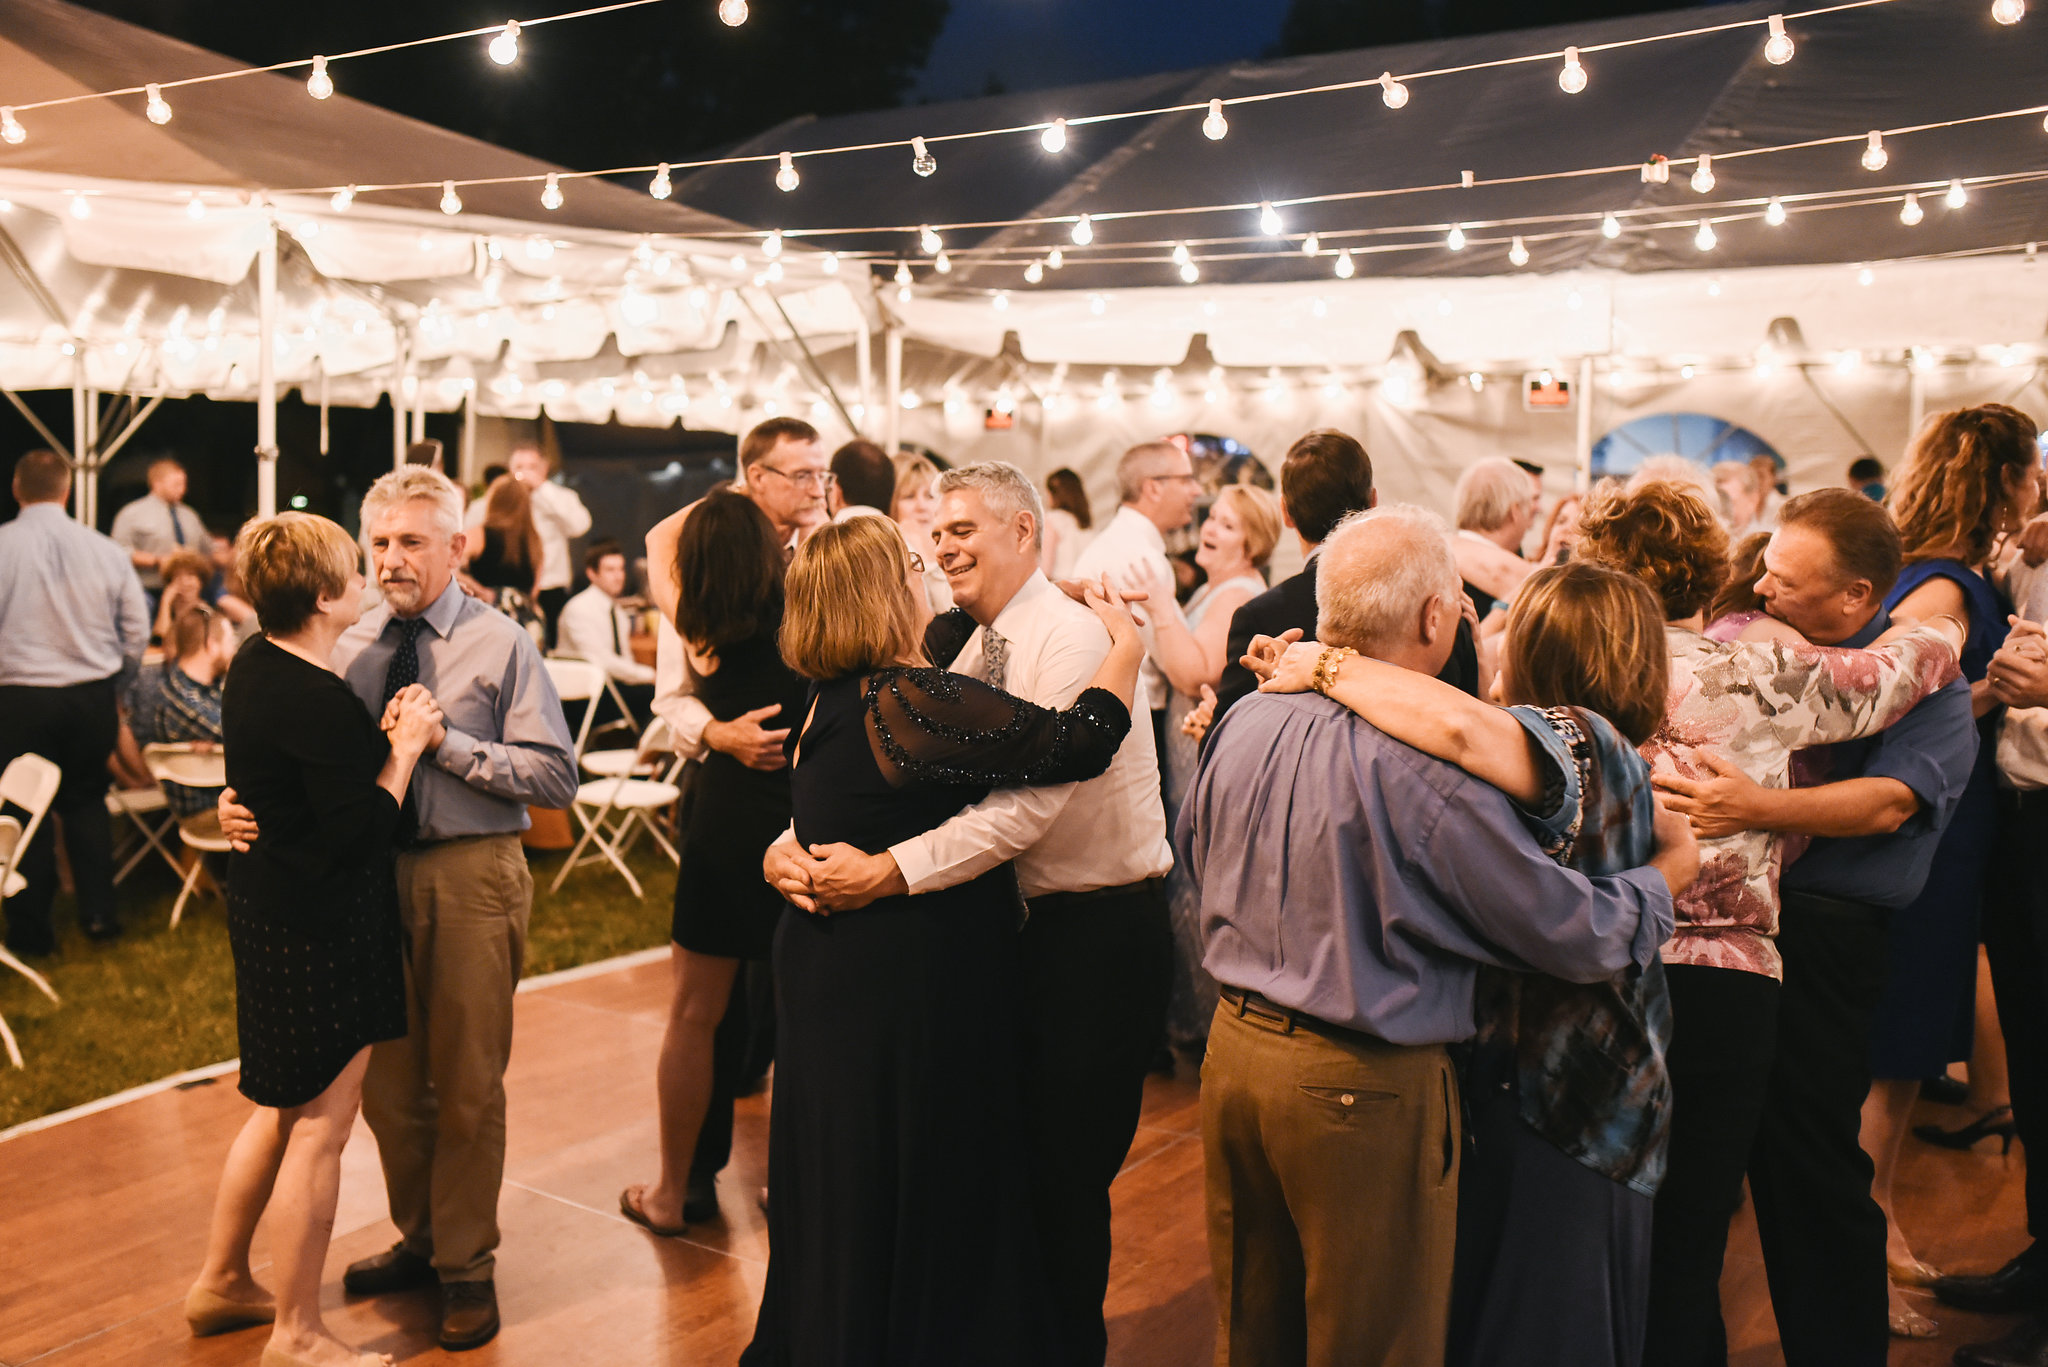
[1316,504,1461,673]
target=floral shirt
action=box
[1646,624,1958,980]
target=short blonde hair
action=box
[1213,484,1282,567]
[1454,457,1535,533]
[235,512,361,636]
[781,516,926,680]
[360,465,464,540]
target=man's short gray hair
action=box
[1454,457,1535,533]
[1116,441,1185,504]
[935,460,1046,549]
[1316,504,1461,655]
[361,465,465,540]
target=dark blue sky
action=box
[916,0,1295,101]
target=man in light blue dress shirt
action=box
[0,450,150,953]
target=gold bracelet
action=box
[1311,645,1357,695]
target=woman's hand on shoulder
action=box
[1255,639,1327,694]
[1080,575,1143,648]
[1239,629,1306,687]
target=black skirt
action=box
[671,753,792,960]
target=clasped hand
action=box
[762,840,905,915]
[381,683,446,756]
[1989,617,2048,709]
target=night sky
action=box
[916,0,1293,101]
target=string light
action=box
[1994,0,2025,22]
[1690,154,1715,194]
[1601,211,1621,238]
[1861,130,1888,171]
[1764,14,1795,64]
[821,252,840,274]
[1765,195,1787,225]
[1379,72,1409,109]
[440,180,462,215]
[1301,232,1320,255]
[1258,201,1283,235]
[719,0,749,24]
[1947,178,1969,208]
[184,194,206,221]
[307,55,334,99]
[1508,235,1530,267]
[1202,99,1228,140]
[331,184,356,211]
[1025,260,1044,283]
[911,136,936,176]
[68,194,90,220]
[776,151,799,192]
[540,173,563,209]
[919,224,943,254]
[1089,294,1107,315]
[1071,215,1093,245]
[488,20,520,65]
[1695,219,1718,251]
[894,260,912,286]
[144,83,172,124]
[0,108,21,145]
[1558,46,1588,94]
[1900,191,1923,224]
[933,250,952,274]
[992,291,1009,311]
[649,162,672,198]
[1179,260,1200,283]
[1047,248,1064,269]
[763,229,783,257]
[1172,242,1191,266]
[1042,117,1068,153]
[1446,224,1467,251]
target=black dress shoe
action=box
[341,1241,438,1296]
[1937,1253,2048,1313]
[438,1278,499,1351]
[1956,1317,2048,1367]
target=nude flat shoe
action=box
[183,1284,274,1337]
[1889,1255,1944,1288]
[259,1345,390,1367]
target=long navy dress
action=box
[741,667,1131,1367]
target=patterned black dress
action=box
[220,637,408,1109]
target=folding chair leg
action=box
[0,1011,21,1069]
[0,945,59,1004]
[169,859,204,929]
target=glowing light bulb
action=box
[1695,219,1718,251]
[331,184,356,212]
[1947,178,1969,209]
[488,20,520,65]
[1300,233,1321,256]
[1172,243,1191,266]
[144,83,172,124]
[1202,99,1228,141]
[1691,154,1715,194]
[764,260,783,283]
[1601,211,1622,239]
[69,194,90,220]
[440,181,462,215]
[1858,265,1875,285]
[1259,201,1283,236]
[307,55,334,99]
[719,0,749,24]
[1025,260,1044,284]
[894,261,912,286]
[911,136,936,177]
[933,251,952,274]
[1334,249,1355,278]
[1446,224,1467,251]
[1379,72,1409,109]
[1900,193,1924,225]
[1509,235,1530,267]
[185,194,206,221]
[776,151,799,192]
[1047,248,1064,270]
[649,163,672,199]
[1042,117,1068,153]
[540,173,563,210]
[1764,196,1787,226]
[821,252,839,274]
[1071,215,1093,246]
[1558,46,1587,94]
[1089,294,1107,315]
[896,284,911,303]
[764,229,783,258]
[0,108,24,145]
[1764,14,1795,64]
[992,291,1009,312]
[919,225,943,254]
[1861,131,1888,172]
[1179,261,1199,284]
[1994,0,2025,23]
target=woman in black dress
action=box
[464,474,543,626]
[185,513,442,1367]
[621,489,805,1234]
[744,516,1143,1367]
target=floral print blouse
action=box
[1645,624,1958,980]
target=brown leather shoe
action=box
[438,1279,500,1351]
[341,1242,437,1297]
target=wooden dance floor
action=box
[0,951,2030,1366]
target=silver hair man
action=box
[936,460,1047,548]
[1315,504,1461,656]
[361,465,466,540]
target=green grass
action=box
[0,842,676,1131]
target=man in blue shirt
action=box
[1656,489,1976,1365]
[0,450,151,952]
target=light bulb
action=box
[1259,201,1283,236]
[1042,117,1067,153]
[1202,99,1228,141]
[1861,130,1888,172]
[821,252,839,274]
[895,261,912,286]
[764,229,783,258]
[1089,294,1107,315]
[1379,72,1409,109]
[897,284,911,303]
[1764,15,1795,65]
[1447,224,1467,251]
[919,224,943,254]
[1601,211,1622,239]
[145,83,172,124]
[307,55,334,99]
[1947,178,1969,209]
[776,151,799,192]
[1858,266,1875,285]
[1179,261,1199,284]
[649,163,672,199]
[1900,192,1924,225]
[719,0,749,24]
[1071,214,1093,246]
[1298,233,1320,256]
[1334,249,1355,278]
[185,195,206,221]
[1509,235,1530,267]
[1994,0,2025,23]
[1696,220,1718,251]
[1691,154,1715,194]
[911,136,936,177]
[440,180,462,215]
[1765,196,1786,225]
[1047,248,1064,269]
[69,194,89,220]
[331,184,356,212]
[934,251,952,274]
[1172,242,1191,266]
[540,173,563,210]
[993,291,1009,311]
[764,260,783,283]
[1558,46,1587,94]
[1025,260,1044,284]
[488,20,520,65]
[0,108,23,145]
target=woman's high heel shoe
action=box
[1913,1104,2017,1153]
[183,1284,274,1337]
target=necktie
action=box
[169,503,186,547]
[383,617,428,843]
[983,629,1009,691]
[611,604,623,655]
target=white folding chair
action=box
[107,785,180,884]
[580,717,673,780]
[543,658,609,768]
[139,745,231,929]
[0,755,64,1069]
[549,720,684,899]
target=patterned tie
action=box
[983,629,1009,691]
[383,618,428,843]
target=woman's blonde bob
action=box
[234,512,362,637]
[780,516,927,680]
[1502,560,1671,747]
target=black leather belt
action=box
[1998,788,2048,813]
[1219,986,1382,1049]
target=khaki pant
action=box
[363,833,532,1283]
[1202,999,1461,1367]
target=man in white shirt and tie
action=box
[110,457,211,595]
[557,540,655,723]
[768,460,1174,1367]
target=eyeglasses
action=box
[754,463,836,491]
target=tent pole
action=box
[83,388,99,527]
[461,390,479,486]
[855,324,873,432]
[884,323,903,454]
[1,387,73,463]
[69,374,86,524]
[256,220,279,519]
[1574,357,1595,494]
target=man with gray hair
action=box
[1451,456,1542,620]
[220,465,577,1351]
[1178,504,1691,1366]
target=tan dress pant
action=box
[1201,998,1461,1367]
[362,833,531,1283]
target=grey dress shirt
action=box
[0,503,150,687]
[1177,690,1674,1047]
[109,495,210,591]
[335,579,578,839]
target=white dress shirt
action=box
[1070,504,1173,709]
[557,584,655,684]
[888,571,1174,899]
[2000,557,2048,789]
[467,478,592,593]
[109,494,210,591]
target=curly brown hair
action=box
[1889,404,2041,566]
[1576,479,1729,621]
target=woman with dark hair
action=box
[464,475,543,617]
[621,488,805,1235]
[1042,466,1094,580]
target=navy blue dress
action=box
[1869,559,2009,1078]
